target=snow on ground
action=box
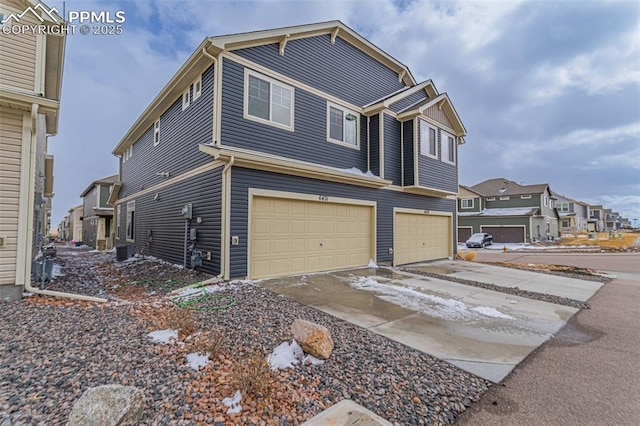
[119,254,184,268]
[222,390,242,414]
[346,276,515,321]
[171,282,238,301]
[267,340,325,370]
[367,259,379,268]
[185,353,211,370]
[148,329,178,344]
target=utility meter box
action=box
[191,250,203,268]
[181,203,193,219]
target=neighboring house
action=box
[588,204,605,231]
[456,185,483,242]
[80,175,118,250]
[57,216,68,241]
[552,192,590,234]
[111,21,468,280]
[0,0,65,300]
[458,178,560,243]
[604,209,621,231]
[67,205,83,242]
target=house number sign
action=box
[318,195,329,201]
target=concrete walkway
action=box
[259,266,590,382]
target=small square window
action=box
[182,89,190,110]
[461,198,474,209]
[419,120,437,158]
[326,102,359,148]
[153,119,160,146]
[500,196,510,200]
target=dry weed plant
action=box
[193,328,228,357]
[230,351,276,398]
[162,308,198,339]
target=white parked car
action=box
[466,233,493,248]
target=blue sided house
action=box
[110,21,468,280]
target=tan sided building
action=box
[0,0,66,300]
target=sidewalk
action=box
[457,276,640,425]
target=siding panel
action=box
[389,90,428,113]
[229,167,455,278]
[220,59,368,172]
[402,121,414,186]
[233,35,407,106]
[416,122,457,192]
[425,104,453,128]
[368,114,379,176]
[120,65,214,198]
[115,169,222,275]
[383,114,401,185]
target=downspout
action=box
[23,104,107,303]
[201,46,219,146]
[217,156,234,279]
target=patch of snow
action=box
[457,207,538,217]
[148,329,178,344]
[472,306,515,319]
[334,167,380,178]
[185,353,211,371]
[268,340,304,370]
[172,283,237,301]
[346,276,515,322]
[303,354,325,366]
[222,390,242,414]
[88,249,101,253]
[367,259,378,268]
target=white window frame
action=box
[558,203,570,212]
[126,201,135,242]
[500,196,510,200]
[521,195,532,199]
[544,195,549,207]
[441,130,456,164]
[486,197,496,201]
[243,69,294,131]
[122,145,133,163]
[181,88,190,110]
[419,119,438,159]
[153,119,160,146]
[461,198,474,209]
[192,75,202,101]
[116,204,121,239]
[326,102,360,149]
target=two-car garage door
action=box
[394,211,452,265]
[250,196,373,279]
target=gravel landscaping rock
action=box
[1,246,491,425]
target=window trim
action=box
[460,198,474,209]
[153,119,160,146]
[419,119,438,159]
[544,194,549,207]
[558,203,570,212]
[441,130,456,164]
[243,69,295,132]
[521,195,532,199]
[126,200,135,242]
[500,196,510,200]
[116,204,121,239]
[181,88,190,110]
[326,101,360,150]
[192,75,202,101]
[486,197,496,201]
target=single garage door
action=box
[250,196,373,279]
[458,227,472,242]
[395,212,451,265]
[481,226,525,243]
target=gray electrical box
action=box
[190,228,197,241]
[181,203,193,219]
[191,250,203,268]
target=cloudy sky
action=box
[45,0,639,226]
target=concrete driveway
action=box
[259,261,602,382]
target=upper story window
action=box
[543,194,549,207]
[326,102,359,149]
[153,119,160,146]
[558,203,570,212]
[122,145,133,163]
[499,196,510,200]
[521,195,532,199]
[486,197,495,201]
[419,120,437,158]
[441,131,456,164]
[244,70,294,131]
[461,198,474,209]
[182,75,202,111]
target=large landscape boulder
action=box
[291,319,334,360]
[68,384,145,426]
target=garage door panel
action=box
[395,212,451,265]
[250,196,373,279]
[481,226,525,243]
[457,228,472,242]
